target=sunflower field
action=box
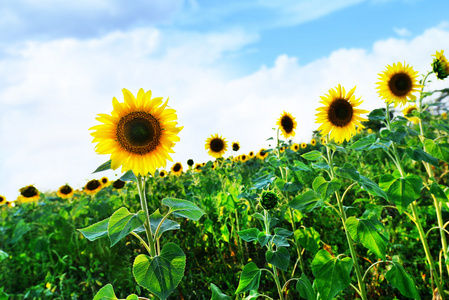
[1,52,449,300]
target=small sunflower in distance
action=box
[367,128,373,134]
[100,177,110,187]
[232,141,240,152]
[0,195,6,206]
[57,184,74,199]
[240,154,248,162]
[291,143,300,151]
[19,185,40,203]
[320,137,326,144]
[84,179,102,195]
[316,84,368,143]
[248,151,255,158]
[432,50,449,80]
[376,62,421,107]
[112,179,126,189]
[205,134,227,158]
[443,112,447,120]
[277,112,297,138]
[159,170,168,178]
[403,105,419,124]
[311,139,316,146]
[171,162,183,176]
[301,143,307,149]
[194,163,202,172]
[257,148,269,159]
[187,159,194,167]
[90,88,183,177]
[279,146,285,153]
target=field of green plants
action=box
[1,53,449,300]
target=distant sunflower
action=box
[320,137,327,145]
[89,88,183,177]
[367,128,373,134]
[0,195,6,206]
[240,154,248,162]
[232,142,240,152]
[205,134,227,158]
[57,184,74,199]
[301,143,307,149]
[19,185,40,203]
[159,170,168,178]
[211,162,217,170]
[277,112,297,138]
[171,162,183,176]
[84,179,102,195]
[291,143,300,151]
[443,112,448,120]
[432,50,449,80]
[316,84,368,143]
[187,159,194,167]
[194,163,202,172]
[402,105,419,124]
[376,62,421,107]
[248,151,255,158]
[279,146,285,153]
[7,200,16,208]
[311,139,316,146]
[100,177,110,187]
[357,127,363,134]
[112,179,126,189]
[257,149,269,160]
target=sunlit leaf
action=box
[266,247,290,271]
[162,198,205,221]
[78,218,109,242]
[235,262,261,294]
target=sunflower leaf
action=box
[93,160,112,173]
[108,208,146,247]
[301,150,323,161]
[210,283,232,300]
[162,198,205,221]
[235,262,261,294]
[93,284,118,300]
[78,218,110,242]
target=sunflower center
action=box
[328,99,353,127]
[117,111,161,155]
[21,186,38,198]
[232,143,239,151]
[60,185,73,195]
[86,180,101,191]
[173,163,181,172]
[281,116,294,133]
[113,180,125,189]
[210,138,224,153]
[389,73,412,96]
[406,107,416,115]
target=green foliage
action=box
[235,262,261,294]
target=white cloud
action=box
[394,27,412,37]
[1,23,449,200]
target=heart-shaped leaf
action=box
[296,273,317,300]
[238,228,261,243]
[149,209,180,239]
[93,284,117,300]
[133,243,186,300]
[210,283,231,300]
[288,190,323,213]
[235,262,261,294]
[346,217,389,260]
[386,260,421,299]
[266,247,290,271]
[162,198,205,221]
[108,207,146,247]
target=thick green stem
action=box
[136,175,157,257]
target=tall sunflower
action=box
[432,50,449,80]
[376,62,421,107]
[277,112,297,138]
[90,88,183,177]
[232,142,240,152]
[18,185,40,203]
[171,162,183,176]
[205,134,227,158]
[316,84,368,143]
[57,184,74,199]
[84,179,102,195]
[402,105,419,124]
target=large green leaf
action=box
[238,228,261,243]
[380,175,422,213]
[0,250,8,261]
[312,177,341,200]
[346,217,389,260]
[257,232,272,247]
[301,150,323,161]
[335,163,360,181]
[162,198,205,221]
[210,283,232,300]
[430,182,449,203]
[405,147,439,167]
[386,261,421,299]
[311,250,353,300]
[133,243,186,300]
[235,262,261,294]
[295,227,320,254]
[93,160,112,173]
[93,284,118,300]
[424,139,449,163]
[296,273,317,300]
[108,207,146,247]
[78,218,109,242]
[149,209,180,239]
[381,126,407,144]
[288,190,323,213]
[348,135,376,150]
[265,247,290,271]
[358,176,388,199]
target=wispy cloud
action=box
[394,27,412,37]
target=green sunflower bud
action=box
[432,50,449,80]
[260,191,278,210]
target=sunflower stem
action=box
[136,174,157,257]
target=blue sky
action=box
[1,0,449,200]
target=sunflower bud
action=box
[432,50,449,80]
[260,191,278,210]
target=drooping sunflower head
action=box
[232,142,240,152]
[19,185,40,203]
[194,163,202,172]
[432,50,449,80]
[301,143,307,149]
[0,195,6,206]
[90,88,183,177]
[291,143,300,151]
[57,184,74,199]
[205,134,227,158]
[171,162,183,176]
[257,148,268,159]
[316,84,368,143]
[112,179,126,189]
[376,62,421,107]
[402,105,419,124]
[277,112,297,138]
[84,179,102,195]
[311,139,316,146]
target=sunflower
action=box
[367,128,373,134]
[316,84,368,143]
[211,162,217,170]
[0,195,6,206]
[240,154,248,162]
[291,143,300,151]
[248,151,255,158]
[311,139,316,146]
[279,146,285,153]
[443,112,447,120]
[187,159,194,167]
[432,50,449,80]
[171,162,183,176]
[277,111,297,138]
[7,200,16,208]
[301,143,307,149]
[57,184,74,199]
[357,127,363,134]
[100,177,111,187]
[320,137,327,145]
[90,88,183,177]
[205,134,227,158]
[376,62,421,107]
[84,179,102,195]
[159,170,168,178]
[112,179,126,189]
[232,142,240,152]
[402,105,419,124]
[257,148,269,159]
[194,163,202,172]
[18,185,40,203]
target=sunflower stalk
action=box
[135,174,157,257]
